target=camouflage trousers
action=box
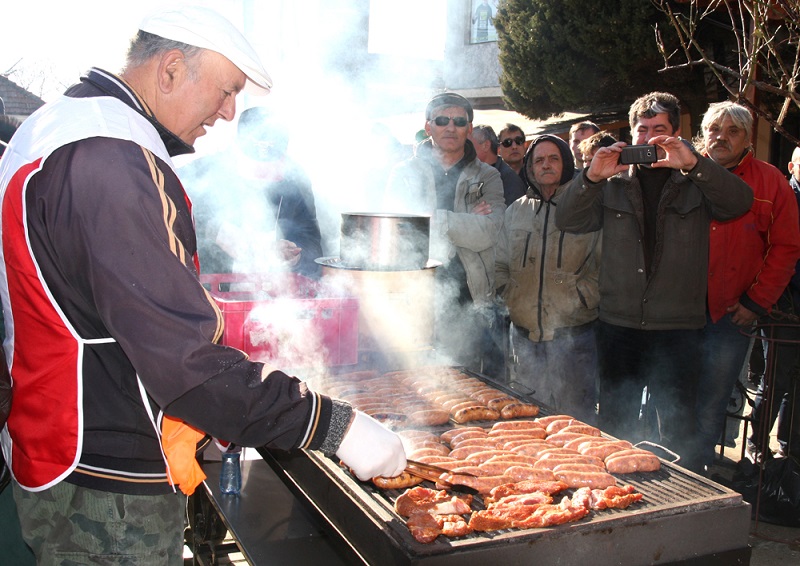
[13,481,186,565]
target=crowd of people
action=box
[1,4,799,564]
[395,90,799,475]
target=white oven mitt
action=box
[335,411,407,481]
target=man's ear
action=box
[157,49,186,93]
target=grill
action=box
[258,369,752,565]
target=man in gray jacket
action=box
[555,92,753,472]
[385,93,505,376]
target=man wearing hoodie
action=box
[495,135,601,423]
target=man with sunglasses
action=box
[498,124,527,175]
[470,124,527,206]
[385,92,505,377]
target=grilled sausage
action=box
[453,406,500,424]
[372,472,424,490]
[500,403,540,419]
[408,409,451,426]
[440,473,514,494]
[535,414,574,426]
[604,451,661,474]
[544,432,593,447]
[465,449,517,464]
[559,424,601,437]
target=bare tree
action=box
[652,0,800,145]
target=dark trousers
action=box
[749,318,800,455]
[596,321,703,471]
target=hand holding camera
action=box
[586,136,698,182]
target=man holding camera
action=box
[555,92,753,472]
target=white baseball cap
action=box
[139,5,272,95]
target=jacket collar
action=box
[76,68,194,157]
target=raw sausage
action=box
[554,470,617,489]
[490,420,545,432]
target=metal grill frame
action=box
[259,446,751,566]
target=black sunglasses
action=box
[431,116,470,128]
[501,136,526,148]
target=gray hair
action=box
[472,124,499,154]
[124,30,205,80]
[701,101,753,142]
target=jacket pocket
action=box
[509,229,533,269]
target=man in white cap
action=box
[0,6,405,563]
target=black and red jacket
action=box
[0,69,348,494]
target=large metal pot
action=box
[316,257,438,353]
[339,213,430,271]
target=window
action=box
[470,0,498,44]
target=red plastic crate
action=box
[200,273,358,368]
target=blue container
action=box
[219,450,242,495]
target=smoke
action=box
[175,0,485,375]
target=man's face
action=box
[632,113,677,145]
[570,128,593,165]
[425,106,472,155]
[498,130,525,167]
[530,141,563,192]
[160,50,246,147]
[704,115,749,169]
[469,132,492,164]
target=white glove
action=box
[335,411,407,481]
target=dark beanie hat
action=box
[522,134,575,187]
[425,92,474,122]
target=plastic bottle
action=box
[219,446,242,495]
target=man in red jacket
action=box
[695,101,800,471]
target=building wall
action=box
[444,1,502,95]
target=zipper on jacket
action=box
[522,233,532,268]
[536,204,551,339]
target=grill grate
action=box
[274,368,751,564]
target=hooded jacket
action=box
[496,135,601,341]
[556,149,754,330]
[384,139,504,307]
[707,151,800,322]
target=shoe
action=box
[745,440,769,464]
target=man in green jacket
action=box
[555,92,753,472]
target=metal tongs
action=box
[405,459,478,484]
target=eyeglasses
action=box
[431,116,470,128]
[501,136,526,148]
